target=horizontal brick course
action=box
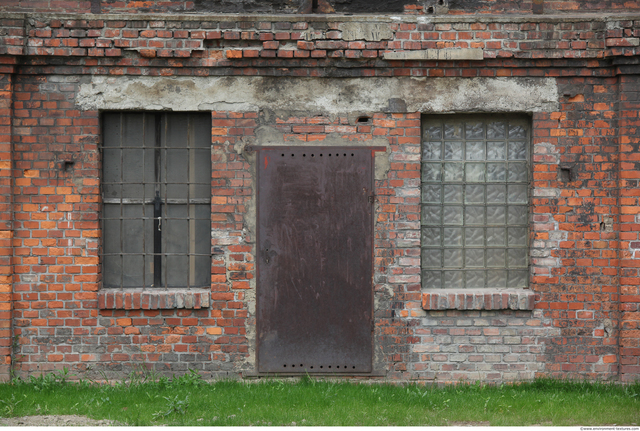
[422,289,536,311]
[97,290,211,310]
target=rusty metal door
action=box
[257,147,375,373]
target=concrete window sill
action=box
[422,289,536,311]
[98,289,210,310]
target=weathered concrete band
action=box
[383,48,484,61]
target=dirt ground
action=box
[0,415,118,426]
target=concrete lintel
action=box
[383,48,484,61]
[76,76,559,114]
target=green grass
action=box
[0,370,639,426]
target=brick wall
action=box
[2,0,639,14]
[529,79,621,379]
[0,9,638,382]
[0,71,14,378]
[619,74,640,381]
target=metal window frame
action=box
[100,112,211,289]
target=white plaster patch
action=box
[530,141,566,273]
[416,77,559,113]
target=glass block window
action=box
[421,115,530,289]
[101,112,211,289]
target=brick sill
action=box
[98,289,210,310]
[422,289,536,311]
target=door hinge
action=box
[368,194,375,203]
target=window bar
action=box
[162,114,168,289]
[142,113,147,289]
[119,112,124,290]
[188,115,196,288]
[153,113,162,288]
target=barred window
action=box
[101,112,211,289]
[421,115,530,289]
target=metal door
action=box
[256,147,375,373]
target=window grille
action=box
[101,112,211,289]
[421,115,530,289]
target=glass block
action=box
[465,206,484,225]
[422,248,442,268]
[487,122,506,139]
[444,123,462,139]
[444,248,463,267]
[443,205,463,225]
[509,124,527,139]
[509,141,527,160]
[486,228,506,246]
[465,249,484,267]
[465,122,484,139]
[486,206,506,223]
[444,185,463,203]
[422,205,442,224]
[466,270,485,288]
[508,227,527,246]
[487,270,507,288]
[444,142,463,160]
[466,141,485,160]
[422,228,442,246]
[508,270,528,288]
[423,141,442,160]
[508,205,528,224]
[508,185,528,203]
[465,185,484,203]
[486,185,506,203]
[444,162,464,182]
[508,162,528,182]
[423,270,442,289]
[425,125,442,140]
[466,163,485,182]
[464,227,484,245]
[486,249,506,267]
[422,185,441,203]
[444,270,463,287]
[422,163,442,182]
[444,227,463,246]
[508,248,527,267]
[487,163,506,182]
[487,141,506,160]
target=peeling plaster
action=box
[77,76,559,115]
[530,141,567,272]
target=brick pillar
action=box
[0,71,14,381]
[619,74,640,382]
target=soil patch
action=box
[0,415,118,426]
